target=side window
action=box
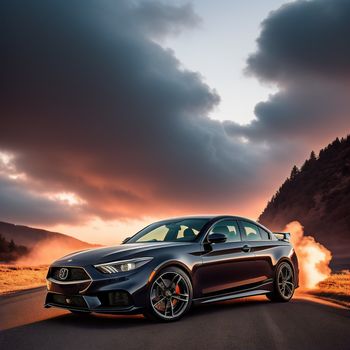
[209,220,241,242]
[240,221,262,241]
[259,227,270,240]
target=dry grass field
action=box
[0,264,48,294]
[310,270,350,307]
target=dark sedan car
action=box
[45,216,299,321]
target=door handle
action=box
[242,245,251,253]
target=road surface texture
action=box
[0,288,349,350]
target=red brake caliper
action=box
[173,284,181,306]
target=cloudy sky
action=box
[1,0,350,243]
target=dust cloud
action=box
[284,221,332,289]
[15,238,91,265]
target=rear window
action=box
[240,221,262,241]
[259,227,270,240]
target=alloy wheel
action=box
[277,263,294,299]
[150,271,190,320]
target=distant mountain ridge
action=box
[0,221,99,263]
[259,136,350,269]
[0,221,96,249]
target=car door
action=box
[237,220,275,285]
[196,219,257,296]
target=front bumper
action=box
[44,292,143,314]
[44,263,153,314]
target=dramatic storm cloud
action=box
[1,0,350,228]
[0,0,265,223]
[247,0,350,81]
[132,1,201,39]
[226,0,350,147]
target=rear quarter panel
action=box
[251,240,299,287]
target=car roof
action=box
[155,215,260,223]
[154,215,272,233]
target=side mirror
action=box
[122,237,131,244]
[207,232,227,244]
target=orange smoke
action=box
[284,221,332,289]
[15,238,91,265]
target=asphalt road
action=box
[0,288,349,350]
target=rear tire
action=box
[143,266,193,322]
[267,261,295,302]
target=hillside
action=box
[0,221,96,249]
[259,136,350,269]
[0,221,99,264]
[0,234,28,262]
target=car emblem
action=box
[58,268,69,280]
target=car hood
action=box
[53,242,193,266]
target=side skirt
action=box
[193,280,273,305]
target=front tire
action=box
[267,261,295,302]
[143,266,193,322]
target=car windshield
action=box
[126,218,210,243]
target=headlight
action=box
[94,257,153,274]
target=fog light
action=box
[108,291,130,306]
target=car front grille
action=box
[49,267,90,282]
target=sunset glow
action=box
[0,152,12,166]
[50,192,86,206]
